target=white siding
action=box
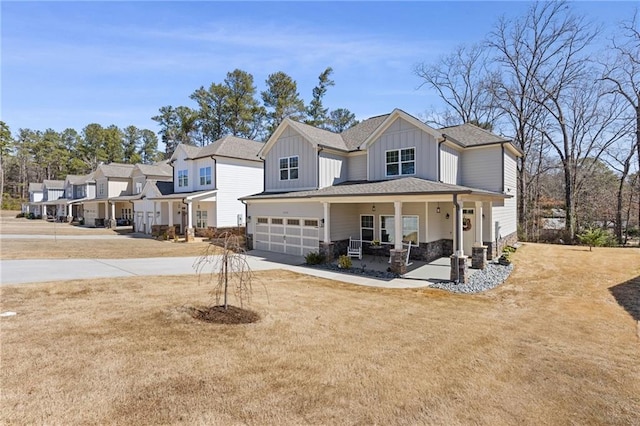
[329,204,359,240]
[367,118,438,181]
[247,201,322,234]
[45,189,64,201]
[460,146,502,191]
[319,152,347,188]
[492,150,518,238]
[173,149,195,193]
[265,128,317,192]
[216,158,263,227]
[107,179,131,197]
[347,154,367,181]
[192,158,216,191]
[440,144,460,184]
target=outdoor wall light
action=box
[436,203,441,214]
[321,218,325,227]
[372,204,376,212]
[446,213,450,219]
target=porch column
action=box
[454,196,463,256]
[424,202,430,243]
[472,201,487,270]
[185,200,195,242]
[450,194,468,283]
[168,202,174,226]
[390,201,407,275]
[67,203,72,217]
[319,202,335,261]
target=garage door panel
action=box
[253,216,319,257]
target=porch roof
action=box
[241,177,509,201]
[146,189,217,201]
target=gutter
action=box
[437,137,445,182]
[501,143,505,193]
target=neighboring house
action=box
[242,109,522,279]
[141,136,264,239]
[39,179,66,219]
[82,163,136,227]
[57,173,97,221]
[25,182,44,216]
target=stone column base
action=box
[450,255,469,284]
[107,219,117,229]
[185,227,196,242]
[319,242,335,262]
[471,245,488,270]
[390,249,408,275]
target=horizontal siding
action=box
[247,201,323,236]
[493,150,518,238]
[439,144,460,184]
[192,157,216,191]
[216,159,264,227]
[319,152,347,188]
[367,118,438,181]
[173,152,194,193]
[347,154,367,180]
[460,146,502,191]
[265,127,316,191]
[329,204,359,240]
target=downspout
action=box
[438,137,446,182]
[500,143,505,193]
[210,156,218,190]
[241,199,249,244]
[453,193,461,284]
[316,146,323,189]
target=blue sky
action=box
[1,1,636,141]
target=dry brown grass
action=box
[0,211,219,259]
[1,243,639,425]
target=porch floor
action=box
[346,254,478,282]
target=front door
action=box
[463,208,475,256]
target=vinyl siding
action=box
[173,148,195,193]
[247,201,323,235]
[265,127,317,191]
[347,154,367,180]
[460,146,502,191]
[107,179,131,197]
[216,158,263,227]
[367,118,438,181]
[329,204,359,240]
[491,150,518,238]
[318,152,347,188]
[439,144,460,184]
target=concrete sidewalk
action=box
[0,250,432,289]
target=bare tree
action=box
[600,9,640,234]
[415,43,499,128]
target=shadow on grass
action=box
[609,275,640,321]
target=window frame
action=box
[178,170,188,187]
[385,147,416,177]
[199,166,212,186]
[360,214,374,242]
[196,210,208,228]
[379,214,419,244]
[279,155,299,181]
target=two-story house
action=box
[242,109,522,280]
[141,136,264,239]
[39,179,66,219]
[25,182,44,217]
[61,173,96,221]
[82,163,135,227]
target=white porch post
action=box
[475,201,483,245]
[394,201,403,250]
[454,197,463,256]
[67,203,72,217]
[187,201,193,229]
[323,202,331,243]
[168,202,174,226]
[425,202,430,242]
[110,202,116,220]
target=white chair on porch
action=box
[347,236,362,260]
[388,240,413,266]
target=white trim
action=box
[278,155,299,181]
[360,214,374,242]
[379,214,419,245]
[359,109,441,150]
[384,147,416,177]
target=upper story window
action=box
[98,183,105,196]
[134,182,143,194]
[279,156,299,181]
[386,148,415,177]
[178,170,188,187]
[199,166,212,186]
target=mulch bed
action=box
[189,305,260,324]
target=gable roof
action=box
[340,114,390,150]
[65,173,94,185]
[42,179,65,189]
[135,162,172,177]
[28,182,43,192]
[97,163,135,178]
[194,135,264,162]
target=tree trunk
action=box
[563,162,575,241]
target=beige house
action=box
[243,109,522,280]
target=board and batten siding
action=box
[265,128,317,192]
[347,154,367,181]
[439,144,461,185]
[490,150,518,239]
[215,158,263,227]
[460,146,502,191]
[107,179,130,197]
[367,118,438,181]
[318,152,347,188]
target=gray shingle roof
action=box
[42,179,65,189]
[340,114,390,150]
[190,136,264,162]
[242,177,506,200]
[28,182,43,192]
[286,120,348,151]
[135,163,172,177]
[440,123,510,147]
[155,181,174,196]
[98,163,135,178]
[66,174,94,185]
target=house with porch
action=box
[25,182,44,217]
[82,163,136,227]
[242,109,522,282]
[37,179,66,219]
[138,136,264,240]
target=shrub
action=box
[498,250,512,266]
[15,212,25,218]
[577,227,609,251]
[304,252,325,265]
[337,255,352,269]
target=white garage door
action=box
[254,217,319,256]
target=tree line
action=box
[414,1,639,244]
[151,67,358,155]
